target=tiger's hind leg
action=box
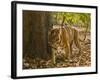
[74,29,81,55]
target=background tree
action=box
[51,12,91,31]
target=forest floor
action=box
[23,32,91,69]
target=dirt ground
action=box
[23,32,91,69]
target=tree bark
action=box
[23,11,49,59]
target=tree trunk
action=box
[23,11,49,59]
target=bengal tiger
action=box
[48,25,81,64]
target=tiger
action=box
[48,25,81,64]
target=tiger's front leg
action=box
[51,48,56,65]
[64,43,72,62]
[64,47,69,61]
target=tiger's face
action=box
[51,43,67,62]
[55,46,66,59]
